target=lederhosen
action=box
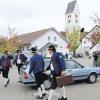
[51,71,61,90]
[34,72,45,88]
[2,67,9,78]
[50,59,62,90]
[17,64,23,75]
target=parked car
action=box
[20,59,100,89]
[20,59,51,89]
[65,60,100,83]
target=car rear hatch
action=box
[20,65,36,84]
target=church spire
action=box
[65,0,80,32]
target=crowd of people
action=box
[0,45,68,100]
[29,45,67,100]
[0,50,27,87]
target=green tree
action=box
[6,35,20,53]
[66,28,80,56]
[0,26,20,53]
[0,35,19,53]
[0,38,7,52]
[6,26,20,53]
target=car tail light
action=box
[24,72,28,79]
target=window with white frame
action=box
[68,20,71,23]
[75,20,78,23]
[75,15,78,18]
[54,36,56,41]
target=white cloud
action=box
[0,0,100,35]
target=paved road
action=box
[0,58,100,100]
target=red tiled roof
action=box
[60,31,66,37]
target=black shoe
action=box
[17,80,21,82]
[7,79,10,85]
[36,96,43,99]
[63,98,67,100]
[4,84,8,87]
[58,97,67,100]
[58,98,62,100]
[43,93,46,97]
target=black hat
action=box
[16,50,22,53]
[80,28,85,33]
[4,50,8,54]
[48,45,56,52]
[30,47,37,53]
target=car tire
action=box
[88,73,97,83]
[43,80,51,90]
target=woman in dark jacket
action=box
[0,51,12,87]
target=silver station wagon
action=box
[20,59,100,89]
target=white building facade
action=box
[18,28,69,59]
[76,25,100,55]
[89,44,100,55]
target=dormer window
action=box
[54,37,56,41]
[76,20,78,23]
[68,15,71,18]
[68,20,71,23]
[75,15,78,18]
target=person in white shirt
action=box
[13,50,27,81]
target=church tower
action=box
[65,0,80,32]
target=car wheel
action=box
[88,73,97,83]
[43,80,51,90]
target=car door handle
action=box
[30,74,34,78]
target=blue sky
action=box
[0,0,100,35]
